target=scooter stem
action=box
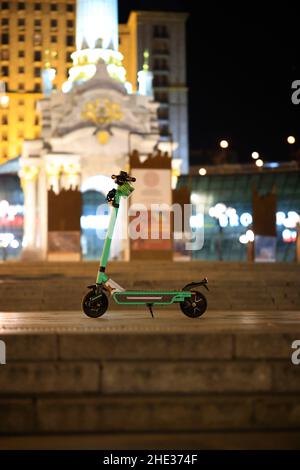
[95,171,135,285]
[96,203,119,284]
[96,197,120,284]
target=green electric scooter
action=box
[82,171,209,318]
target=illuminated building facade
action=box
[0,0,76,164]
[119,11,189,174]
[0,1,189,173]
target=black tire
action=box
[82,290,108,318]
[180,291,207,318]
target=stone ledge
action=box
[0,363,100,394]
[101,361,272,394]
[1,430,300,450]
[58,333,234,360]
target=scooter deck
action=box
[113,290,191,305]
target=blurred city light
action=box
[255,159,264,167]
[220,140,229,149]
[251,151,259,159]
[287,135,296,144]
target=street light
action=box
[199,168,207,176]
[220,140,229,149]
[251,151,259,160]
[287,135,296,144]
[255,159,264,167]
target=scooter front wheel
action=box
[82,290,109,318]
[180,291,207,318]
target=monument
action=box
[19,0,169,261]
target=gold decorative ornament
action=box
[96,130,110,145]
[82,98,123,126]
[19,165,39,190]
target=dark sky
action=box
[119,1,300,165]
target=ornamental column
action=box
[19,158,41,259]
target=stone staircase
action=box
[0,261,300,312]
[0,261,300,449]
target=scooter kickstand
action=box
[146,303,154,318]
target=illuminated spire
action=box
[62,0,129,91]
[143,50,150,71]
[76,0,119,51]
[138,50,153,97]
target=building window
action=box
[51,35,57,43]
[34,50,41,61]
[0,49,9,60]
[2,133,8,141]
[33,33,42,46]
[18,114,24,121]
[18,50,25,58]
[153,75,169,87]
[160,125,170,136]
[18,18,26,27]
[158,108,169,120]
[154,91,169,103]
[153,41,169,55]
[66,4,74,12]
[34,3,41,11]
[1,66,9,76]
[18,84,25,92]
[66,19,74,28]
[1,18,9,26]
[1,33,9,45]
[50,3,57,11]
[153,25,169,38]
[17,2,25,10]
[34,83,41,92]
[153,58,168,71]
[1,2,9,10]
[18,34,25,42]
[18,99,24,106]
[34,19,41,29]
[18,66,25,74]
[66,35,74,46]
[34,67,41,78]
[34,115,39,125]
[1,116,8,125]
[50,19,57,28]
[66,51,72,62]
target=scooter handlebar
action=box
[112,171,136,185]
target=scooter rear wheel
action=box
[180,291,207,318]
[82,290,108,318]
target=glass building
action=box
[178,170,300,262]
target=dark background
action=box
[119,1,300,165]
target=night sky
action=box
[119,1,300,165]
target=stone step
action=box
[0,261,300,311]
[0,318,300,444]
